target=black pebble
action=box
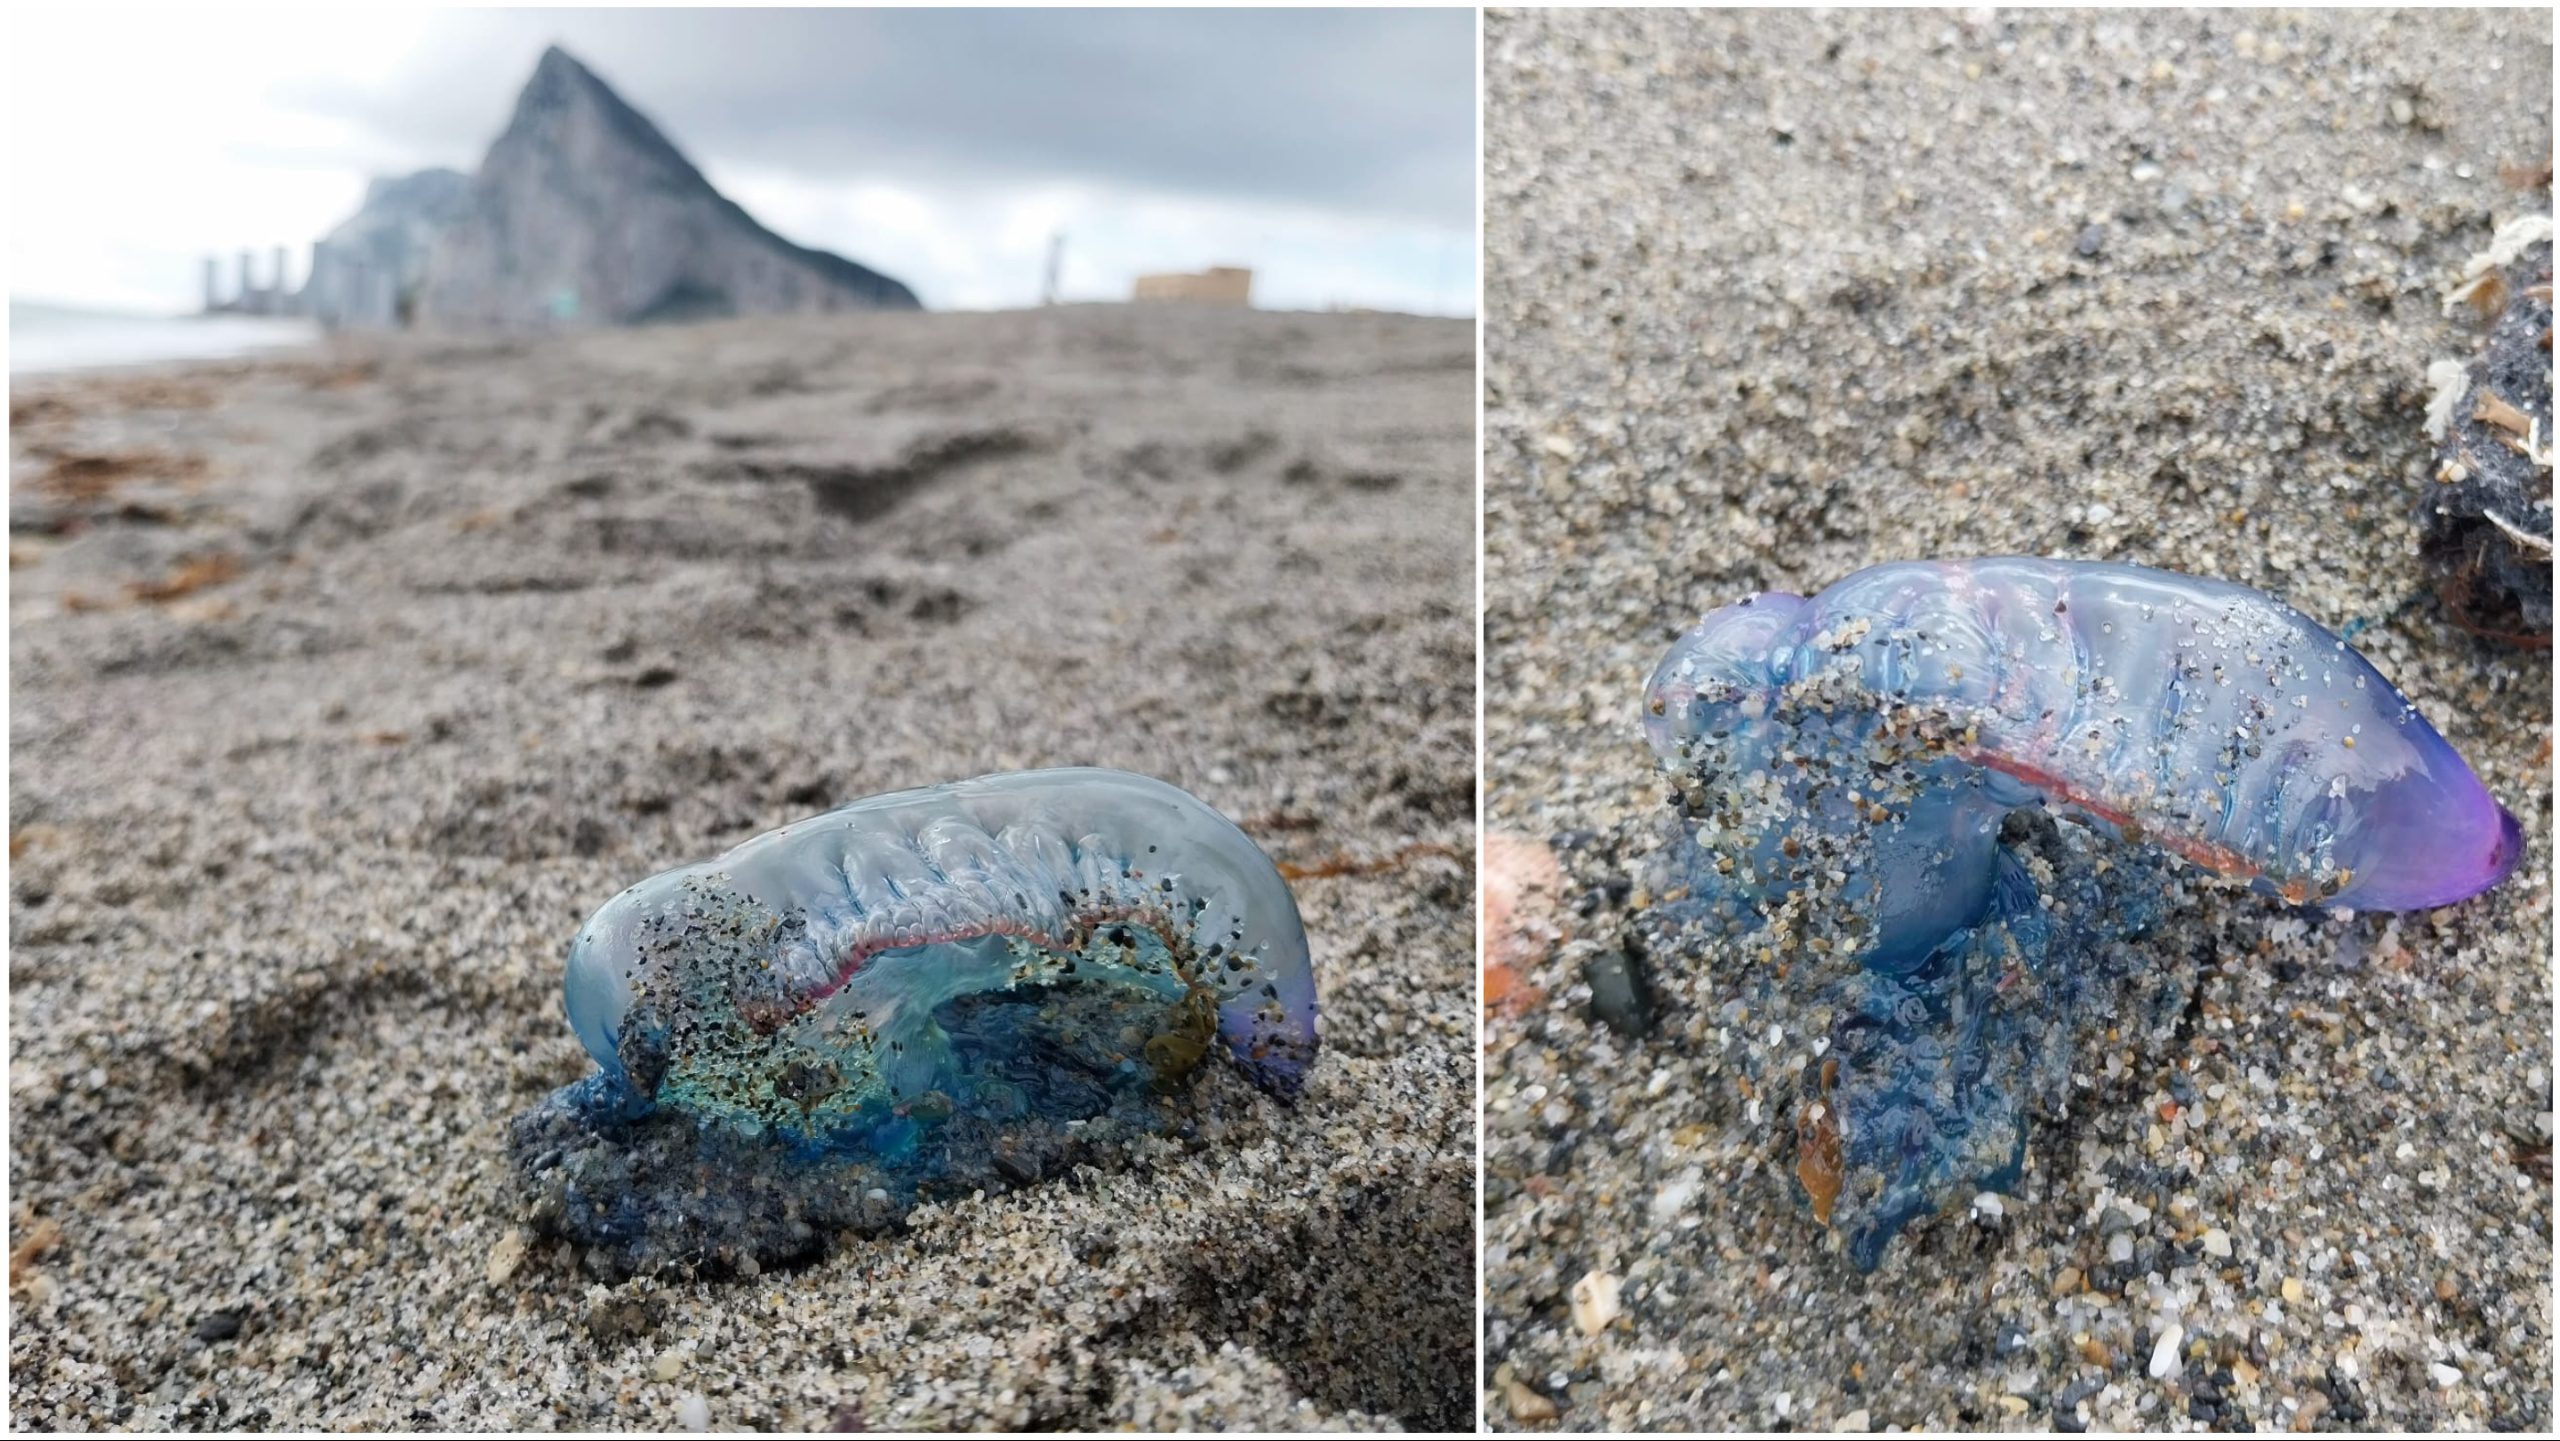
[1582,948,1656,1037]
[193,1310,244,1342]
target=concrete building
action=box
[205,247,298,316]
[1132,266,1253,306]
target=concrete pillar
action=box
[202,256,220,312]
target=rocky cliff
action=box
[414,46,919,329]
[300,168,474,329]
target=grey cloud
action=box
[271,8,1475,227]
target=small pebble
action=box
[193,1310,244,1343]
[676,1392,710,1430]
[2149,1323,2184,1380]
[1503,1376,1561,1423]
[1570,1269,1622,1336]
[1581,949,1655,1037]
[486,1229,528,1285]
[1651,1170,1702,1223]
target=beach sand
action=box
[7,306,1476,1429]
[1483,7,2549,1433]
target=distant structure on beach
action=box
[203,247,297,317]
[1133,266,1254,306]
[204,45,918,331]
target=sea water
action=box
[9,299,319,375]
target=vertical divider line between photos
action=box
[1470,4,1490,1434]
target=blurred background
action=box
[8,5,1478,370]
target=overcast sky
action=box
[8,7,1477,316]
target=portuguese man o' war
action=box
[1638,557,2520,1268]
[1645,557,2523,951]
[510,767,1318,1273]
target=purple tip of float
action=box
[2490,805,2526,890]
[2336,787,2525,913]
[2407,786,2527,910]
[2425,800,2527,909]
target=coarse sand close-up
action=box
[1483,6,2550,1433]
[8,306,1476,1430]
